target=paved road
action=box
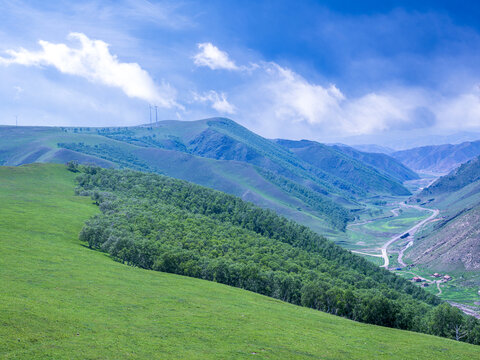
[380,203,439,269]
[351,250,383,258]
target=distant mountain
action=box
[336,131,480,151]
[0,118,412,233]
[329,144,418,182]
[349,144,395,155]
[420,156,480,197]
[392,140,480,174]
[275,139,413,195]
[407,156,480,271]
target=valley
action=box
[2,121,480,354]
[3,2,480,358]
[1,122,479,316]
[337,180,480,317]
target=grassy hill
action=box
[0,119,414,234]
[90,118,410,198]
[0,125,346,234]
[1,164,479,359]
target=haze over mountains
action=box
[348,139,480,174]
[339,131,480,152]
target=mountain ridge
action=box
[407,156,480,271]
[0,118,415,234]
[392,140,480,174]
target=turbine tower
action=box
[155,105,158,127]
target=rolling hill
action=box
[0,119,414,234]
[392,140,480,174]
[350,144,395,155]
[0,124,351,233]
[1,163,480,359]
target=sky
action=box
[1,0,480,148]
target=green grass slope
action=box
[1,164,479,359]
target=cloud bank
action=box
[192,44,429,137]
[192,43,480,140]
[0,32,178,108]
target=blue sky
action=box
[1,0,480,147]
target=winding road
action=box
[350,202,480,318]
[380,203,439,269]
[436,280,442,296]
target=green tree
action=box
[429,303,464,339]
[66,160,79,173]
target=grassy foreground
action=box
[0,164,478,359]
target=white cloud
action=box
[343,92,421,134]
[435,91,480,130]
[233,61,435,138]
[189,41,450,137]
[193,90,236,114]
[189,43,447,138]
[0,32,178,108]
[193,42,239,70]
[262,63,345,125]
